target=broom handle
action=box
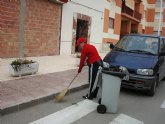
[67,73,79,89]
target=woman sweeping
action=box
[76,37,102,100]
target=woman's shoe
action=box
[82,94,88,99]
[82,94,93,100]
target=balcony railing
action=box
[122,5,133,17]
[134,10,142,21]
[122,5,142,21]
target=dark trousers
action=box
[88,61,101,97]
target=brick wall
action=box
[0,0,20,58]
[103,8,109,33]
[163,9,165,22]
[163,9,165,36]
[145,26,154,34]
[114,13,121,35]
[0,0,61,58]
[139,3,144,14]
[116,0,122,8]
[137,24,142,34]
[147,0,156,4]
[162,27,165,36]
[146,8,155,22]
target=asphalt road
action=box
[0,80,165,124]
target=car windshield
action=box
[115,35,159,55]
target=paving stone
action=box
[0,68,88,114]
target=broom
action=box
[55,73,79,102]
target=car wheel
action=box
[147,77,158,96]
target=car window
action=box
[115,36,159,54]
[144,37,159,54]
[160,38,165,52]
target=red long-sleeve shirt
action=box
[78,44,101,72]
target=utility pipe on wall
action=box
[158,0,163,36]
[19,0,26,58]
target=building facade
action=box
[60,0,165,55]
[60,0,107,54]
[0,0,165,58]
[145,0,165,35]
[60,0,124,54]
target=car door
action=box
[158,38,165,81]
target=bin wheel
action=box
[97,104,106,114]
[98,98,101,104]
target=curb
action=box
[0,84,88,115]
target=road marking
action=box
[108,114,144,124]
[161,99,165,109]
[29,99,98,124]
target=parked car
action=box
[103,34,165,96]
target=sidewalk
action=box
[0,55,78,82]
[0,53,107,114]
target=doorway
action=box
[75,19,89,52]
[72,13,91,54]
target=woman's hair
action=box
[109,44,114,49]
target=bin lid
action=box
[102,69,126,78]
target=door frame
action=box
[72,13,91,54]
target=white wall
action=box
[141,0,147,29]
[60,0,109,55]
[103,0,121,41]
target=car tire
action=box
[147,77,158,96]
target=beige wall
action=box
[126,0,135,10]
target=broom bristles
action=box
[55,73,78,102]
[55,89,68,102]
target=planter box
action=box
[9,62,39,77]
